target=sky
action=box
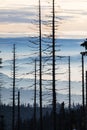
[0,0,87,93]
[0,0,87,81]
[0,0,87,98]
[0,0,87,38]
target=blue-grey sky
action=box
[0,37,84,82]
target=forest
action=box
[0,103,87,130]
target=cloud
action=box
[0,7,37,24]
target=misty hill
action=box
[1,73,82,106]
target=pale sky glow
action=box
[0,23,36,34]
[0,0,87,38]
[60,1,87,10]
[0,0,37,7]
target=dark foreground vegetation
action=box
[0,103,87,130]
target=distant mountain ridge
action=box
[1,85,82,106]
[0,73,82,105]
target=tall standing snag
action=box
[12,44,16,130]
[39,0,43,130]
[68,56,71,110]
[52,0,56,130]
[34,59,37,130]
[0,57,2,106]
[80,39,87,108]
[18,91,20,130]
